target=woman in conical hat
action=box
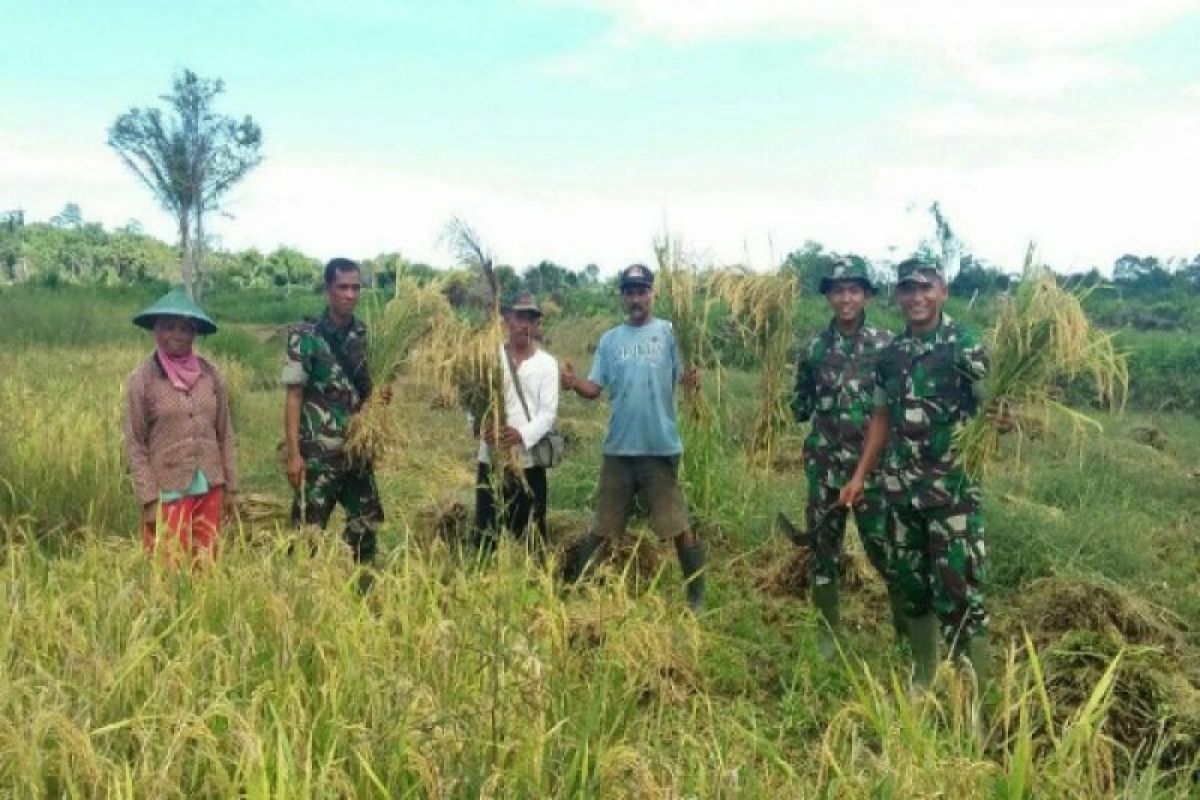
[122,287,238,564]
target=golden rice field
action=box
[1,286,1199,798]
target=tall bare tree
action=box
[441,216,500,316]
[109,70,262,298]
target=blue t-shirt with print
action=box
[587,317,684,456]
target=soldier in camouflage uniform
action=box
[840,257,991,691]
[790,257,903,655]
[282,258,384,565]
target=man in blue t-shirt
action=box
[560,263,706,613]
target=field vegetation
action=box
[2,265,1199,797]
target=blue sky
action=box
[3,0,1199,274]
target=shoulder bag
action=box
[503,347,565,469]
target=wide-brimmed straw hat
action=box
[132,287,219,335]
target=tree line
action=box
[5,205,1199,301]
[5,68,1199,315]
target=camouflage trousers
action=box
[808,481,891,586]
[291,457,384,563]
[888,499,988,646]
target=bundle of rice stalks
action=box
[556,532,665,592]
[651,232,736,521]
[652,234,714,371]
[421,217,525,477]
[1040,629,1200,770]
[652,232,721,424]
[235,492,290,528]
[345,278,453,467]
[413,498,473,547]
[957,244,1128,479]
[757,545,871,597]
[546,509,590,547]
[709,268,798,460]
[1016,576,1187,653]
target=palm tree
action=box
[109,70,262,298]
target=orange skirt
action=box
[142,487,222,564]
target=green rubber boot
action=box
[887,585,909,644]
[962,634,992,696]
[676,539,707,615]
[812,578,841,659]
[907,614,940,692]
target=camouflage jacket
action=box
[791,317,892,488]
[873,313,987,509]
[282,310,372,460]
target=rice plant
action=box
[709,268,799,462]
[345,278,452,467]
[957,244,1129,479]
[430,217,524,477]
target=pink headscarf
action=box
[154,325,203,392]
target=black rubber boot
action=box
[564,532,605,584]
[675,539,706,614]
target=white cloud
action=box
[553,0,1199,97]
[870,108,1200,269]
[4,90,1198,278]
[905,105,1068,139]
[565,0,1197,49]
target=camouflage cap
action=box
[895,257,944,287]
[818,256,875,295]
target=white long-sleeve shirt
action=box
[477,345,560,468]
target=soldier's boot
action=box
[887,585,909,644]
[812,578,840,660]
[961,634,992,697]
[355,569,376,596]
[564,532,605,585]
[676,538,706,615]
[907,614,940,693]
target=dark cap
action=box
[507,290,543,317]
[895,257,944,287]
[618,263,654,289]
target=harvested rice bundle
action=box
[235,491,290,527]
[345,278,453,467]
[957,245,1127,478]
[652,233,715,372]
[652,233,720,424]
[432,217,525,476]
[709,268,799,459]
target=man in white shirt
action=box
[472,291,560,553]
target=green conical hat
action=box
[132,287,218,335]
